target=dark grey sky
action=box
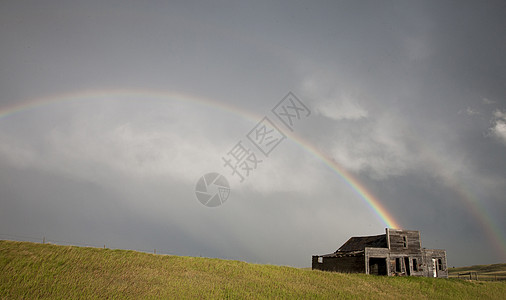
[1,0,505,267]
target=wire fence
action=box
[0,232,169,256]
[448,271,506,281]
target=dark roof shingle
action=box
[336,234,387,252]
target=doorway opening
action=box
[404,257,411,276]
[369,258,387,275]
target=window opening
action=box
[413,258,418,271]
[395,257,401,272]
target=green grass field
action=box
[1,240,505,299]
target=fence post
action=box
[154,249,156,254]
[43,236,45,244]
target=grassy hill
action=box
[1,240,505,299]
[448,264,506,281]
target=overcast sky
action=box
[1,1,505,267]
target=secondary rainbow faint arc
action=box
[414,140,506,260]
[0,88,401,229]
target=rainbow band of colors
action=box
[2,89,505,261]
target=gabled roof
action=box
[336,234,387,252]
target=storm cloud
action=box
[1,0,505,267]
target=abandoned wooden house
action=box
[312,228,447,278]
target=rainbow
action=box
[1,88,401,228]
[3,89,504,259]
[456,188,506,261]
[414,143,506,261]
[283,131,401,229]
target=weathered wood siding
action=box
[312,255,365,273]
[365,247,390,275]
[422,249,448,278]
[387,229,421,254]
[387,254,425,276]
